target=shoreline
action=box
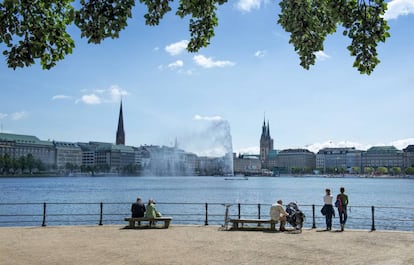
[1,225,413,265]
[1,174,413,179]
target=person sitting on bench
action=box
[131,197,146,218]
[145,199,162,225]
[269,199,289,231]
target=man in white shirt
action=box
[269,199,289,231]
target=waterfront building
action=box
[116,101,125,145]
[403,145,414,168]
[133,146,151,169]
[77,142,96,168]
[53,141,82,171]
[0,132,55,169]
[273,148,316,174]
[259,119,273,169]
[93,142,135,172]
[362,146,404,171]
[266,149,279,171]
[233,153,261,175]
[316,147,362,173]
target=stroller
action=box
[285,202,305,230]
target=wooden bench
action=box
[230,219,278,231]
[124,217,172,229]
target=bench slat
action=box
[125,217,172,229]
[230,219,278,231]
[124,217,172,221]
[230,219,273,223]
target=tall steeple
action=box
[261,117,267,140]
[116,100,125,145]
[260,116,274,168]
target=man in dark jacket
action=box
[131,197,146,218]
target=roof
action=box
[0,132,53,146]
[95,142,135,152]
[279,148,314,154]
[366,146,401,153]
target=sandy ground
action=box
[0,225,413,265]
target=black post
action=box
[238,203,241,219]
[257,203,262,227]
[371,206,376,231]
[99,202,103,226]
[312,204,316,229]
[204,203,208,226]
[42,202,47,227]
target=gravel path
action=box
[1,225,413,265]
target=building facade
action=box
[0,132,55,169]
[273,148,316,174]
[403,145,414,169]
[362,146,404,170]
[316,147,362,173]
[53,141,82,171]
[233,153,261,175]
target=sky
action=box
[1,0,413,156]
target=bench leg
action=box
[233,222,239,230]
[164,220,170,228]
[129,220,135,228]
[270,222,275,231]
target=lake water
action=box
[0,176,413,230]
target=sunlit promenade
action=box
[1,225,413,265]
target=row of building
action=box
[233,120,414,175]
[0,132,234,176]
[1,102,413,176]
[0,103,234,176]
[234,145,414,175]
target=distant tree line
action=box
[0,153,46,175]
[64,162,142,176]
[315,166,414,176]
[0,154,142,176]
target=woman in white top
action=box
[322,188,335,230]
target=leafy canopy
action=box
[0,0,390,74]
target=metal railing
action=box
[0,202,413,231]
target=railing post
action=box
[99,202,103,226]
[238,203,241,219]
[42,202,47,227]
[312,204,316,229]
[371,206,376,231]
[204,203,208,225]
[257,203,262,227]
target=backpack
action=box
[335,195,342,208]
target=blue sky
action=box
[1,0,413,156]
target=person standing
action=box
[131,197,146,218]
[336,187,349,231]
[322,188,335,230]
[269,199,289,231]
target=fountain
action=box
[142,115,234,176]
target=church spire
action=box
[116,100,125,145]
[266,120,270,138]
